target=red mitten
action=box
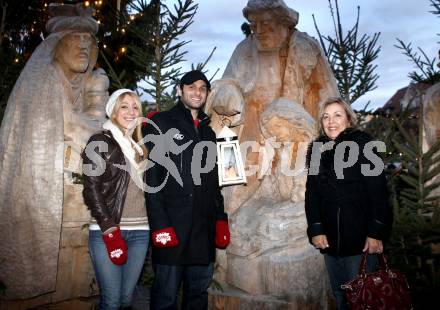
[102,227,128,265]
[152,227,179,248]
[215,220,230,249]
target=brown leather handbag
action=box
[341,252,412,310]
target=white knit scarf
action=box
[103,119,146,188]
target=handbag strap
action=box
[358,252,390,275]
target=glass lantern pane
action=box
[223,145,239,180]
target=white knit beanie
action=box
[105,88,136,118]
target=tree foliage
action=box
[395,0,440,85]
[313,0,381,104]
[395,39,440,85]
[95,0,148,91]
[0,0,210,121]
[0,0,146,122]
[387,97,440,308]
[430,0,440,16]
[127,0,197,111]
[0,0,48,122]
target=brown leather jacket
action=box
[82,130,130,232]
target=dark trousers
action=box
[150,263,214,310]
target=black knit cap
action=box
[179,70,211,90]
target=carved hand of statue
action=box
[84,68,109,121]
[64,68,109,148]
[206,79,244,127]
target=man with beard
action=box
[144,70,230,310]
[0,3,107,299]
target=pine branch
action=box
[425,181,440,192]
[430,0,440,16]
[425,165,440,182]
[423,140,440,159]
[0,1,7,47]
[425,195,440,202]
[99,50,125,89]
[312,14,328,57]
[314,0,380,103]
[394,119,419,150]
[395,38,440,84]
[393,140,418,161]
[400,174,419,189]
[198,46,216,70]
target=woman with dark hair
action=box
[305,97,392,310]
[82,89,149,310]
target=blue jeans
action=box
[150,263,214,310]
[89,229,150,310]
[324,253,378,310]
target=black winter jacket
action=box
[143,101,227,265]
[305,128,392,257]
[82,130,131,232]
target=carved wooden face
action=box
[263,116,309,143]
[248,11,289,52]
[54,32,93,80]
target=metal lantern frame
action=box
[216,125,247,187]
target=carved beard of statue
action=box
[248,11,289,52]
[54,32,93,81]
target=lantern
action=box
[216,125,246,186]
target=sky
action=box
[168,0,439,111]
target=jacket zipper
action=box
[337,206,341,256]
[180,152,183,174]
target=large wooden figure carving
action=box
[423,56,440,203]
[0,3,107,300]
[206,0,339,307]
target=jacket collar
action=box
[170,100,210,125]
[317,127,360,144]
[169,100,211,138]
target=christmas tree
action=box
[0,0,187,121]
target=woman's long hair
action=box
[110,92,148,161]
[317,97,357,137]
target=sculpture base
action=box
[0,221,97,309]
[209,287,336,310]
[0,296,97,310]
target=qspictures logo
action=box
[82,117,387,193]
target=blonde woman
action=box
[82,89,148,310]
